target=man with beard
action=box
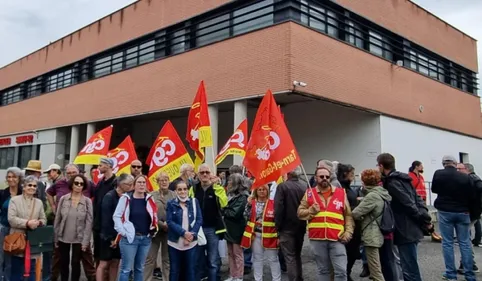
[377,153,432,281]
[298,166,354,281]
[408,161,442,243]
[130,159,143,177]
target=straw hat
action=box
[24,160,42,173]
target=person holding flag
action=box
[297,166,354,281]
[188,164,227,281]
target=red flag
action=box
[243,90,301,188]
[74,125,113,165]
[186,81,212,166]
[215,119,248,165]
[147,121,194,191]
[107,136,138,175]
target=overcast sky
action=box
[0,0,480,73]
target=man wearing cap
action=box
[93,158,117,266]
[45,164,62,186]
[432,156,478,281]
[130,159,143,177]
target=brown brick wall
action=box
[0,0,231,90]
[1,23,480,139]
[289,23,482,138]
[0,24,291,136]
[336,0,478,72]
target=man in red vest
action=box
[298,167,354,281]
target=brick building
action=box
[0,0,479,198]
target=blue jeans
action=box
[11,256,36,281]
[397,242,422,281]
[168,245,197,281]
[360,246,367,265]
[438,211,475,281]
[196,227,220,281]
[119,236,152,281]
[244,248,252,268]
[0,224,11,281]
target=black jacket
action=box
[223,193,248,244]
[432,166,477,216]
[93,175,117,232]
[469,173,482,220]
[274,178,308,234]
[99,189,121,240]
[382,170,432,245]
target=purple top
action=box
[47,178,93,200]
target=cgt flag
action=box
[147,121,194,191]
[243,90,301,188]
[107,135,138,175]
[215,119,248,165]
[186,81,212,166]
[74,125,113,165]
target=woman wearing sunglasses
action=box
[8,175,47,281]
[53,174,93,281]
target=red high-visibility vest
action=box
[306,187,345,241]
[240,199,278,249]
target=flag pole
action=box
[300,163,315,198]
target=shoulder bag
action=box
[191,198,207,246]
[3,198,36,255]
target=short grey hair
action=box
[24,175,39,185]
[197,163,212,172]
[229,165,243,174]
[464,163,475,173]
[117,173,134,186]
[287,166,302,178]
[227,173,248,194]
[6,167,23,181]
[180,163,194,174]
[64,163,80,172]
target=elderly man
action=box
[298,166,354,281]
[432,156,477,281]
[275,166,308,281]
[189,164,227,281]
[130,160,143,177]
[168,163,195,191]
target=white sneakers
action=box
[224,277,243,281]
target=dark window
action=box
[126,46,140,68]
[171,29,189,55]
[1,87,22,105]
[154,31,167,59]
[139,40,155,64]
[18,146,33,169]
[93,56,112,78]
[233,0,274,36]
[0,148,15,169]
[196,14,230,47]
[301,0,338,37]
[368,30,392,60]
[112,52,124,73]
[345,20,363,48]
[27,80,42,98]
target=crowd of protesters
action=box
[0,152,480,281]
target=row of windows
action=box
[0,146,36,170]
[0,0,478,107]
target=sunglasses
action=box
[27,184,37,188]
[74,181,85,187]
[199,171,210,175]
[132,165,142,169]
[318,175,330,179]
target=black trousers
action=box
[345,231,361,276]
[58,241,82,281]
[379,239,396,281]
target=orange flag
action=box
[215,119,248,165]
[243,90,301,188]
[186,81,212,166]
[147,121,194,191]
[74,125,113,165]
[107,136,138,175]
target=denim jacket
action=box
[166,198,202,243]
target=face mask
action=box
[419,170,424,174]
[177,195,188,203]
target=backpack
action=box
[377,199,395,235]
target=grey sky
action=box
[0,0,480,75]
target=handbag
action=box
[27,226,54,254]
[191,198,207,246]
[3,198,36,255]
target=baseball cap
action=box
[44,164,61,173]
[100,157,115,167]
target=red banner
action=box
[147,121,194,191]
[186,81,212,165]
[243,90,301,188]
[74,125,113,165]
[215,119,248,165]
[107,136,138,175]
